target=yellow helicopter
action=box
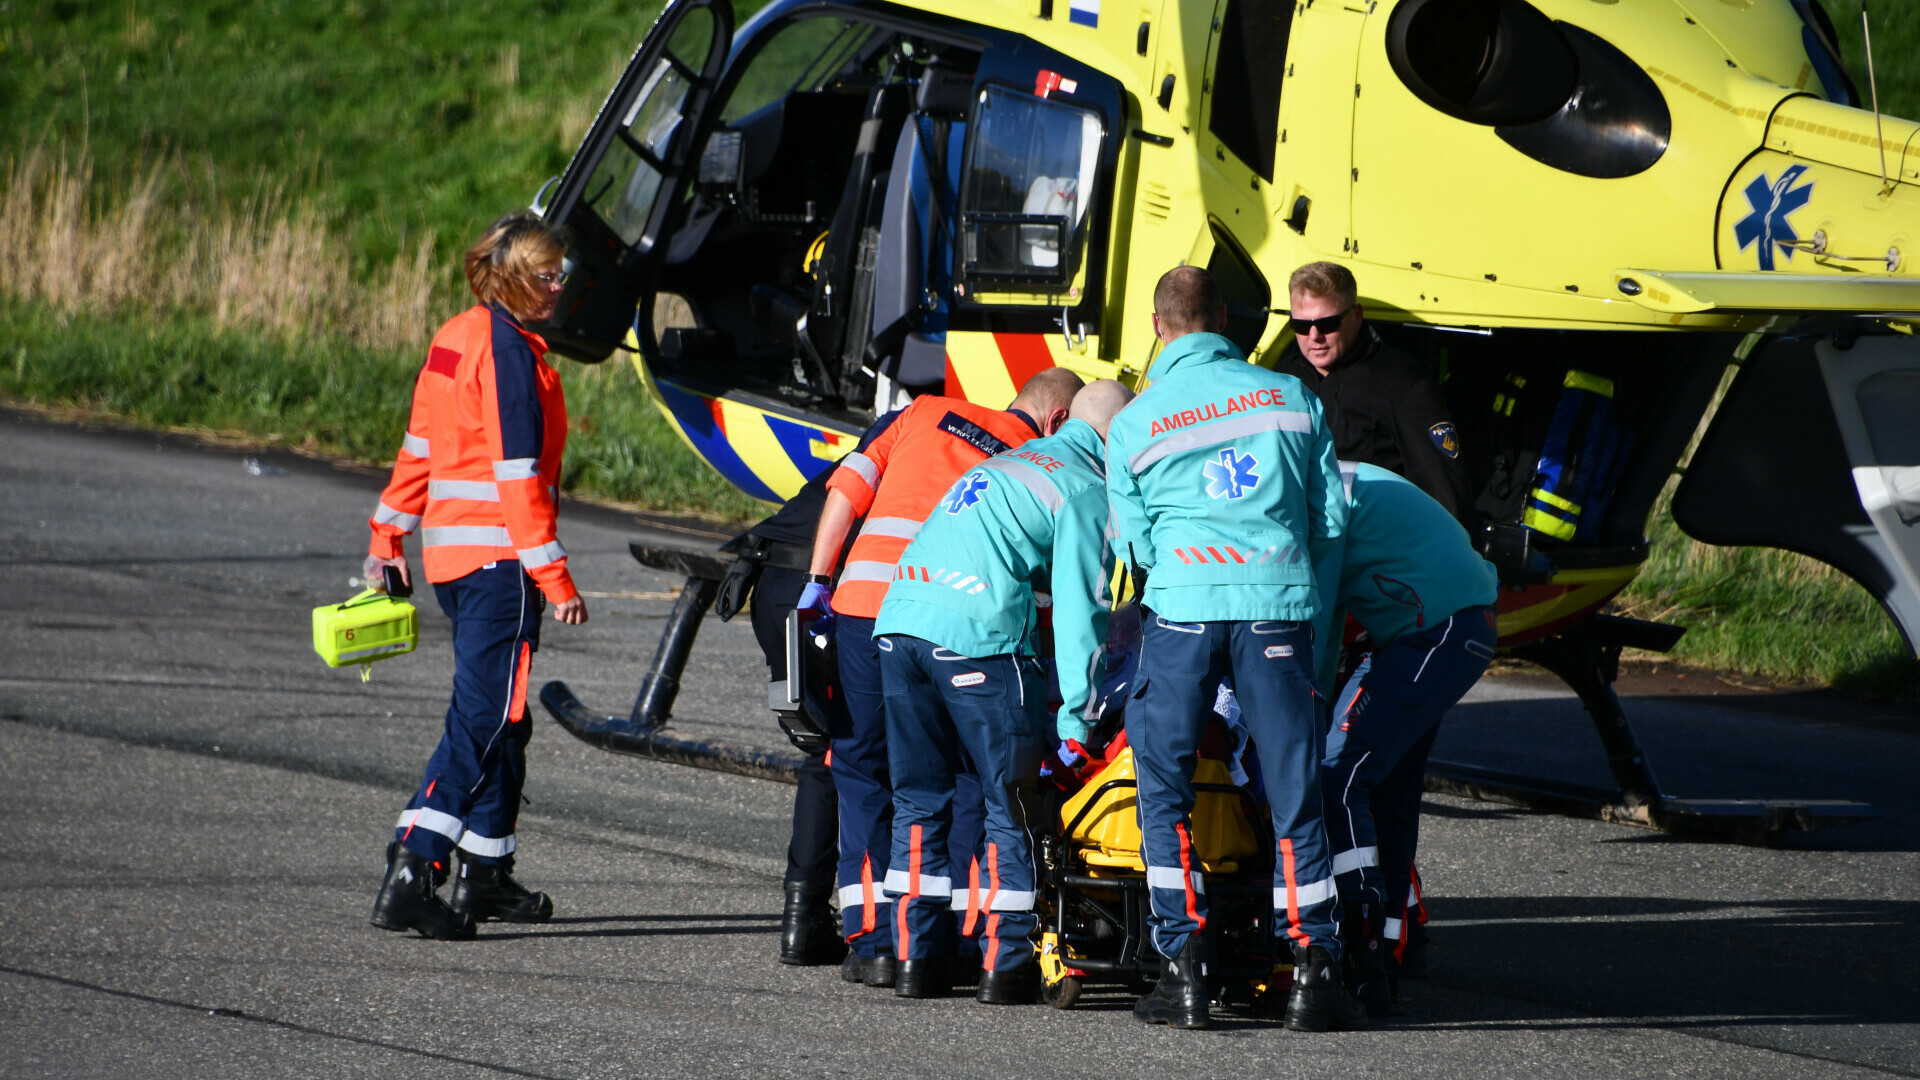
[530,0,1919,841]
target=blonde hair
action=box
[464,212,569,321]
[1288,261,1357,308]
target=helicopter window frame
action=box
[952,81,1110,295]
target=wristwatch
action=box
[805,573,833,585]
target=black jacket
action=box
[1275,325,1473,526]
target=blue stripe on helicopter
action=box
[1069,0,1098,27]
[764,411,848,486]
[652,378,783,503]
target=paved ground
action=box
[3,408,1918,1078]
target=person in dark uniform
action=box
[722,412,902,966]
[1274,262,1473,528]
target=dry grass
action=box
[0,147,438,350]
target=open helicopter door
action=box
[531,0,733,363]
[1816,336,1920,655]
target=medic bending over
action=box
[801,367,1085,986]
[874,380,1134,1003]
[1315,462,1498,1012]
[1106,266,1361,1032]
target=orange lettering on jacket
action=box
[1148,388,1286,437]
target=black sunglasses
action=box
[1289,306,1353,337]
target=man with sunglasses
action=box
[1275,262,1472,527]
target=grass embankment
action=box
[0,0,766,521]
[0,0,1916,694]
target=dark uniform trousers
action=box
[834,616,985,957]
[396,561,541,868]
[749,566,837,893]
[879,635,1046,972]
[1322,607,1496,941]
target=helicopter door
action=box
[1817,336,1920,654]
[532,0,733,363]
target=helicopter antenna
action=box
[1862,1,1890,192]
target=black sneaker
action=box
[449,858,554,923]
[1285,943,1366,1032]
[371,846,475,940]
[1133,938,1209,1029]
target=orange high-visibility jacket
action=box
[826,395,1039,618]
[368,303,577,605]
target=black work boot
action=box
[1133,937,1209,1029]
[371,845,475,940]
[977,961,1039,1005]
[1342,904,1392,1018]
[841,949,897,987]
[895,955,950,998]
[1286,942,1367,1031]
[449,856,554,924]
[779,883,846,966]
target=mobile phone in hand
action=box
[382,564,414,598]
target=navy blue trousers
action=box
[1322,607,1496,933]
[833,616,984,956]
[1128,614,1341,960]
[880,635,1046,971]
[395,562,542,868]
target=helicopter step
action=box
[1424,613,1881,847]
[541,537,805,784]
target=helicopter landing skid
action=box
[540,537,806,783]
[1424,614,1880,847]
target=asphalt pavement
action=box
[3,407,1918,1079]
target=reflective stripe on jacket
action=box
[1106,332,1345,622]
[874,419,1112,732]
[368,303,576,604]
[825,395,1039,618]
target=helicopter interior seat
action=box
[864,63,974,397]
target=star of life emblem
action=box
[1203,448,1260,500]
[944,472,990,515]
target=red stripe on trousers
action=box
[897,824,922,960]
[1176,822,1206,934]
[963,856,982,937]
[1280,837,1310,948]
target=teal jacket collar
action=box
[1050,418,1108,472]
[1145,332,1246,383]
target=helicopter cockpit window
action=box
[957,86,1105,288]
[580,8,719,248]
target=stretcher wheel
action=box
[1042,974,1082,1010]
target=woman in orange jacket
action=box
[365,212,589,939]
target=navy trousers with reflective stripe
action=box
[880,635,1046,971]
[833,618,985,955]
[1322,607,1496,913]
[1127,614,1340,960]
[395,561,541,867]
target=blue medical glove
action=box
[796,580,833,616]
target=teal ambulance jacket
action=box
[1106,332,1347,623]
[873,419,1113,743]
[1313,462,1502,686]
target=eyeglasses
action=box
[1288,306,1353,337]
[533,269,570,287]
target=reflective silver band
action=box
[517,540,567,568]
[372,501,422,532]
[401,432,430,459]
[978,457,1064,513]
[858,516,922,540]
[456,830,517,857]
[493,457,539,481]
[422,525,513,548]
[1129,409,1314,473]
[1275,876,1338,909]
[837,451,880,488]
[428,479,501,502]
[840,560,899,584]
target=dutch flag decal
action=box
[1069,0,1099,27]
